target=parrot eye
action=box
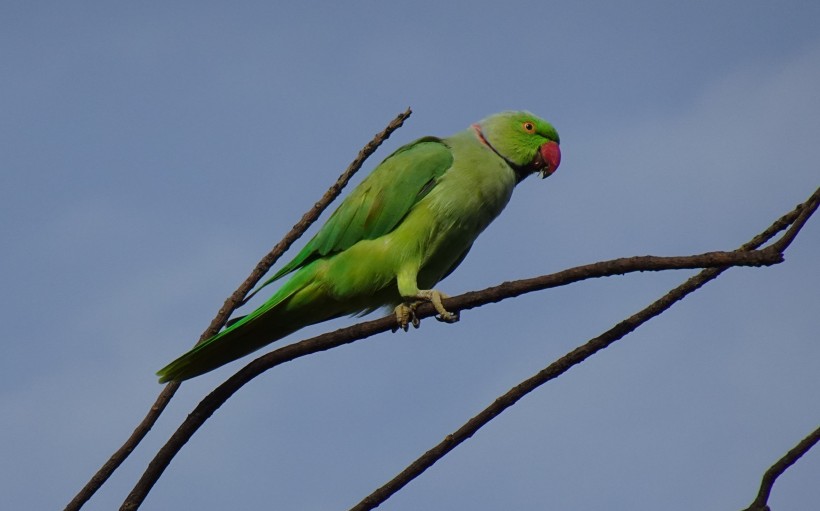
[522,121,536,134]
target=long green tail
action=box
[157,267,330,383]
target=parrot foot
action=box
[393,289,459,332]
[416,289,459,324]
[393,303,420,332]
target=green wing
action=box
[256,136,454,292]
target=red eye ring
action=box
[522,121,536,134]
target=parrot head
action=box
[473,111,561,180]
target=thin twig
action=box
[349,187,820,511]
[116,183,819,511]
[64,108,412,511]
[742,424,820,511]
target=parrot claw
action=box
[393,289,458,331]
[435,310,460,323]
[393,303,420,332]
[416,289,458,323]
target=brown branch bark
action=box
[741,424,820,511]
[349,187,819,511]
[117,186,818,511]
[64,108,412,511]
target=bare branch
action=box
[352,188,819,510]
[767,187,820,254]
[64,108,412,511]
[116,187,819,511]
[741,424,820,511]
[349,187,819,511]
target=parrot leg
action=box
[415,289,459,323]
[393,289,459,331]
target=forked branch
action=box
[120,188,818,511]
[349,187,819,511]
[64,108,413,511]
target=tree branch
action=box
[117,186,818,511]
[64,108,413,511]
[349,187,819,511]
[741,424,820,511]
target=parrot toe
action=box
[393,303,420,331]
[435,310,460,323]
[415,289,459,324]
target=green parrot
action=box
[157,111,561,382]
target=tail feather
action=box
[157,304,291,382]
[157,266,331,383]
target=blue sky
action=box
[2,2,819,510]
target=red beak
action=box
[539,140,561,178]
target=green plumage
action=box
[157,111,561,382]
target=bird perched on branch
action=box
[157,111,561,382]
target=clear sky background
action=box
[2,2,819,510]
